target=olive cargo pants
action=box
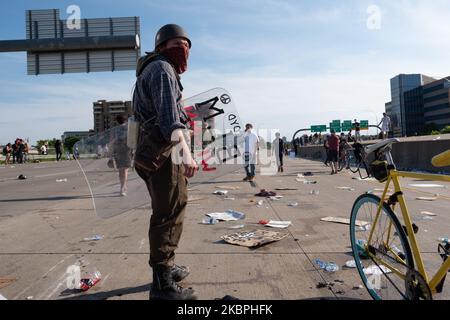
[136,158,188,268]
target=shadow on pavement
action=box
[58,283,151,300]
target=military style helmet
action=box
[155,24,191,49]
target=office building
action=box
[387,74,435,137]
[93,100,132,134]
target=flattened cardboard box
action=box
[221,229,288,248]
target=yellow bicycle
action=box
[349,139,450,300]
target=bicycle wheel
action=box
[350,194,414,300]
[347,151,361,173]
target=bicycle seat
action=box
[432,150,450,167]
[364,138,400,155]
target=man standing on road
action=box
[272,132,284,173]
[353,119,361,142]
[133,24,198,300]
[328,130,340,174]
[378,113,391,140]
[55,139,63,161]
[243,123,260,182]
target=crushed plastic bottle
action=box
[314,259,339,272]
[79,271,101,291]
[202,217,218,225]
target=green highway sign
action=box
[311,125,327,133]
[330,120,341,133]
[360,120,369,130]
[342,120,352,131]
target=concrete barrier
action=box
[298,136,450,174]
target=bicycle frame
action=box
[368,167,450,294]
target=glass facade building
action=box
[388,74,435,137]
[423,78,450,129]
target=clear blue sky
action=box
[1,0,450,144]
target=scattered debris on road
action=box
[255,189,277,197]
[83,235,103,242]
[309,190,320,195]
[259,220,292,229]
[420,211,437,216]
[215,186,240,190]
[79,271,101,291]
[336,186,355,191]
[344,260,357,268]
[213,190,229,195]
[416,195,439,201]
[221,230,288,248]
[56,178,68,182]
[288,202,298,207]
[17,174,27,180]
[202,217,218,225]
[207,210,245,221]
[314,259,339,272]
[408,184,446,188]
[321,216,368,227]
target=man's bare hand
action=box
[183,159,199,178]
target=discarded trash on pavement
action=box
[79,271,101,291]
[416,196,439,201]
[215,186,240,190]
[202,217,218,225]
[83,235,103,242]
[288,202,298,207]
[213,190,229,196]
[56,178,68,183]
[303,180,318,185]
[314,259,339,272]
[408,184,446,188]
[321,216,369,227]
[207,210,245,221]
[188,196,206,202]
[309,190,320,195]
[264,220,292,229]
[269,195,283,201]
[304,172,314,176]
[363,265,392,275]
[345,260,357,268]
[420,211,437,216]
[224,197,235,201]
[221,229,288,248]
[227,224,245,229]
[255,189,276,197]
[17,174,27,180]
[336,186,355,191]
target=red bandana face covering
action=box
[161,46,189,74]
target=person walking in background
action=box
[323,134,330,166]
[17,139,24,164]
[243,123,260,182]
[109,115,132,196]
[353,119,361,142]
[3,143,12,165]
[378,113,391,140]
[327,130,340,174]
[55,139,63,161]
[272,132,284,173]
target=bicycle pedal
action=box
[402,224,419,236]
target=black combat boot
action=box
[171,264,190,282]
[150,265,197,300]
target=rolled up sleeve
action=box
[149,63,186,141]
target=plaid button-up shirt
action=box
[133,55,188,141]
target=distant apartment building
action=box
[386,74,435,137]
[93,100,132,134]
